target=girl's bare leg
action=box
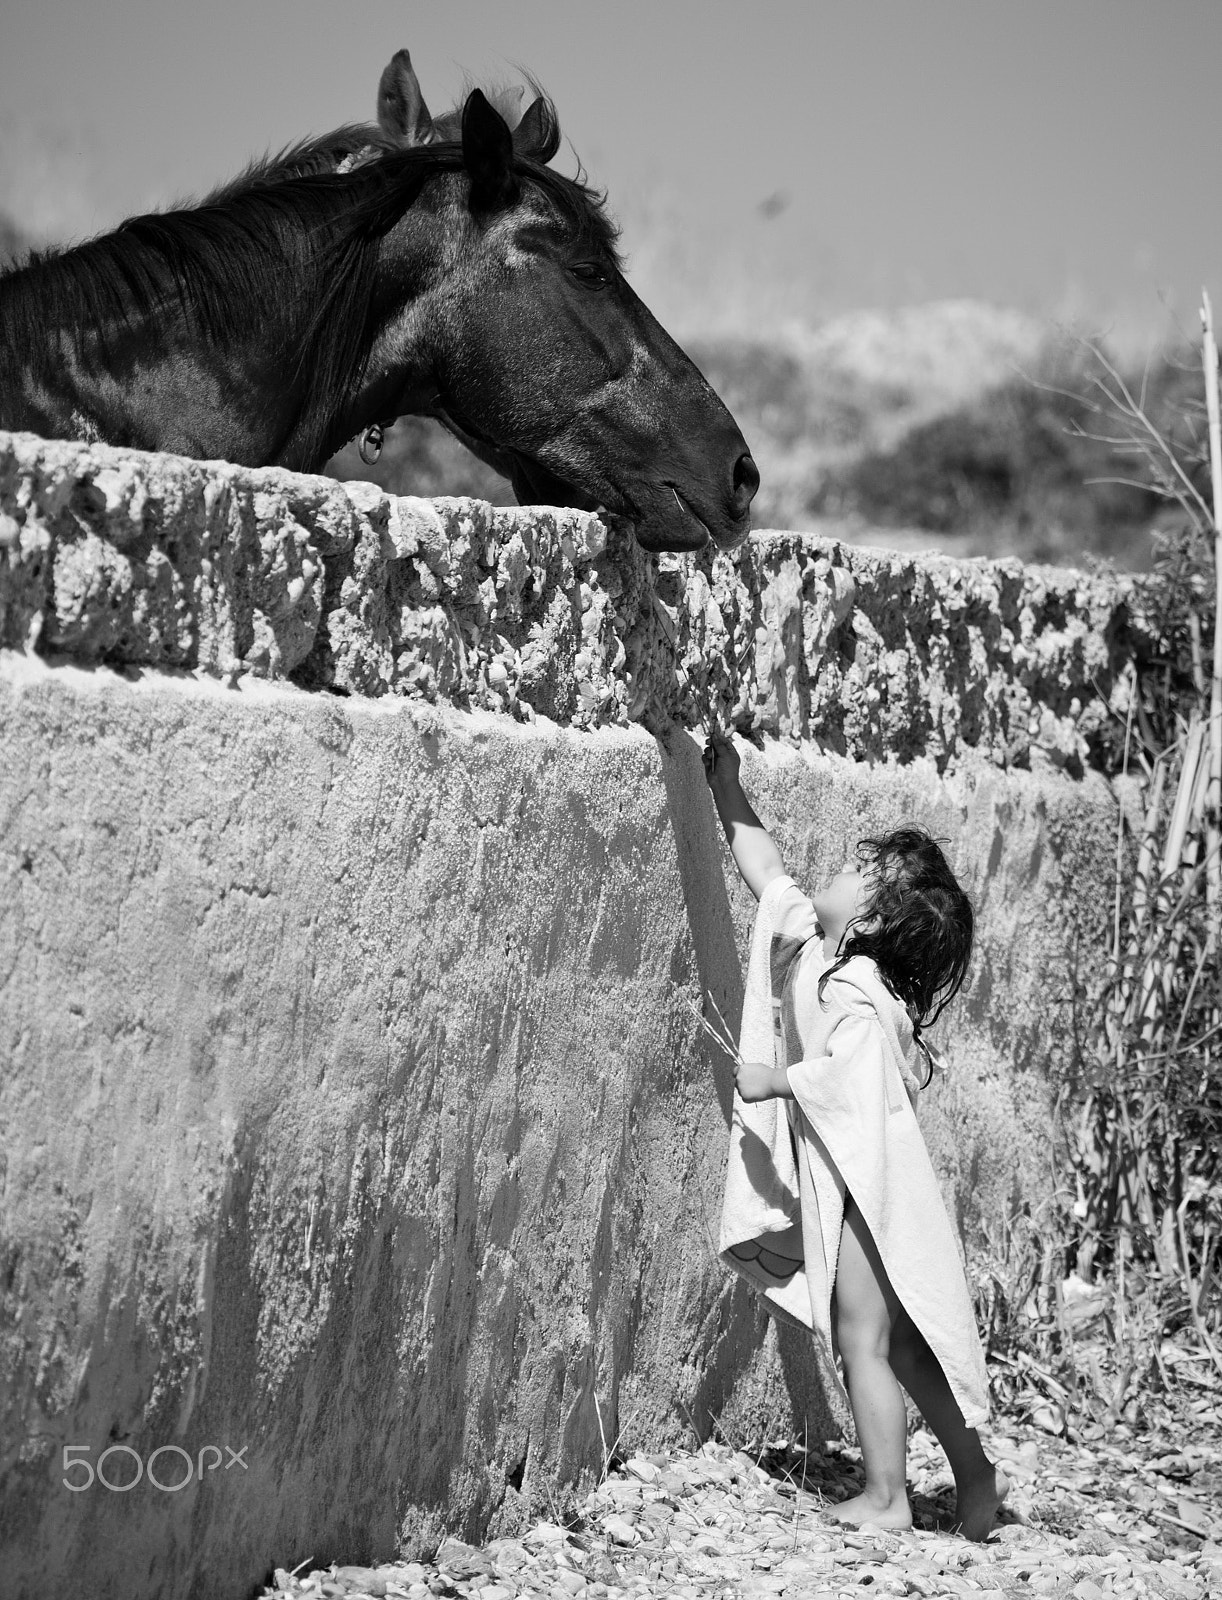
[830,1198,913,1530]
[887,1312,1010,1541]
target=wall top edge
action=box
[0,429,1138,774]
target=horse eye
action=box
[569,261,611,288]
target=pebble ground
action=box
[261,1412,1222,1600]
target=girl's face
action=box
[812,858,873,949]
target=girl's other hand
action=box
[735,1060,780,1102]
[702,732,740,789]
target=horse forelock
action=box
[438,75,560,160]
[346,134,620,269]
[496,84,621,266]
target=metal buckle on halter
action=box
[358,423,385,465]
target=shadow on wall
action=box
[656,721,806,1240]
[655,726,744,1131]
[651,727,843,1447]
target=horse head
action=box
[347,50,759,554]
[0,49,758,555]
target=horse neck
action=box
[0,190,386,469]
[314,189,464,463]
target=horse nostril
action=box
[732,451,760,512]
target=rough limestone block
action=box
[0,458,53,651]
[0,432,329,675]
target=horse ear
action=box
[462,89,519,215]
[512,96,551,160]
[377,48,435,145]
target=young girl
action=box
[703,734,1009,1541]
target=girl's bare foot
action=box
[954,1465,1010,1542]
[828,1489,913,1532]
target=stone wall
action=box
[2,430,1133,767]
[0,432,1132,1599]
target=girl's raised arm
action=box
[702,734,787,902]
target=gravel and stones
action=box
[261,1410,1222,1600]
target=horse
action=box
[0,49,758,553]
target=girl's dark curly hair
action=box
[817,827,973,1086]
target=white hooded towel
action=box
[718,874,990,1429]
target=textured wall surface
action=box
[1,430,1135,769]
[0,432,1125,1599]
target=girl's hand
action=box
[735,1060,782,1102]
[702,732,740,789]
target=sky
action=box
[2,1,1220,349]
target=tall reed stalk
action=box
[1202,294,1222,937]
[1066,296,1221,1372]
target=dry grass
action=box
[980,313,1221,1427]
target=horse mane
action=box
[0,148,425,468]
[0,90,620,469]
[204,124,404,196]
